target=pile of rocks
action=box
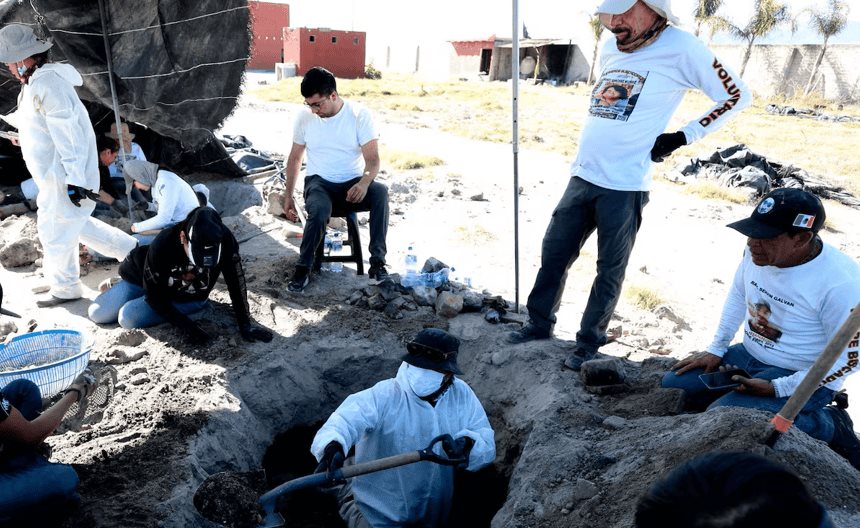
[344,258,514,322]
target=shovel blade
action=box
[258,511,285,528]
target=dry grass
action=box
[681,180,754,204]
[382,148,444,171]
[624,285,665,312]
[250,74,860,193]
[453,224,496,244]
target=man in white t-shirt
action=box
[283,67,388,292]
[508,0,752,372]
[663,188,860,469]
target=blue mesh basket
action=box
[0,329,92,398]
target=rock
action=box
[602,416,628,430]
[653,304,692,331]
[484,309,501,323]
[470,193,486,201]
[462,290,483,311]
[401,300,418,311]
[448,314,485,341]
[363,285,381,297]
[451,188,461,196]
[383,300,404,319]
[421,257,449,273]
[346,291,364,305]
[411,285,438,307]
[585,383,631,395]
[266,191,285,216]
[580,358,627,387]
[0,321,17,338]
[491,350,512,365]
[0,238,40,268]
[367,294,386,311]
[435,292,463,318]
[115,329,147,347]
[377,280,401,302]
[570,479,599,501]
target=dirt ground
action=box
[1,71,860,527]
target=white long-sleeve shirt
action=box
[311,362,496,528]
[132,170,199,233]
[572,26,752,191]
[707,244,860,397]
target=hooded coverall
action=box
[311,362,496,527]
[4,63,136,299]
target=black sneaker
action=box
[288,266,310,293]
[827,406,860,470]
[506,323,551,344]
[369,259,388,280]
[563,347,596,372]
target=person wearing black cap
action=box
[310,328,495,527]
[88,207,273,345]
[662,188,860,468]
[507,0,751,375]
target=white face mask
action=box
[404,364,445,397]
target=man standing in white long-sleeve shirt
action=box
[310,329,495,527]
[507,0,752,373]
[663,188,860,469]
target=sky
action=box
[266,0,860,44]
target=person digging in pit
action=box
[311,328,495,527]
[662,188,860,470]
[87,207,273,345]
[0,368,98,526]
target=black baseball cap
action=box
[402,328,462,375]
[185,208,224,269]
[727,188,825,239]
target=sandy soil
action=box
[0,71,859,527]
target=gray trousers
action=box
[298,174,389,268]
[525,176,649,351]
[336,480,372,528]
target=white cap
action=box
[0,24,52,63]
[595,0,681,26]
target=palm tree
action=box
[803,0,849,95]
[712,0,793,77]
[693,0,723,37]
[587,15,604,85]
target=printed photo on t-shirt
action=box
[589,69,647,122]
[746,300,783,343]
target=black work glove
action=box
[185,323,213,346]
[239,322,274,343]
[650,131,687,163]
[67,185,100,207]
[132,200,150,212]
[442,435,475,467]
[314,441,346,481]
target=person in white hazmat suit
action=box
[0,24,136,307]
[311,328,496,528]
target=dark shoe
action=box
[827,406,860,470]
[506,323,550,344]
[563,347,596,372]
[288,266,310,293]
[369,259,388,280]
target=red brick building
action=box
[283,27,366,79]
[248,1,290,69]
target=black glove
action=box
[314,441,345,481]
[185,323,213,346]
[650,131,687,162]
[67,185,100,207]
[442,435,475,467]
[132,200,150,212]
[239,323,274,343]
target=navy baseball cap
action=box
[402,328,462,375]
[727,188,825,239]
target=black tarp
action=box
[0,0,251,177]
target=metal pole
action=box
[512,0,521,312]
[96,0,131,218]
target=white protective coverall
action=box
[311,362,496,527]
[3,64,136,299]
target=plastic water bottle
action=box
[421,268,450,288]
[402,245,418,287]
[330,232,343,273]
[321,232,332,271]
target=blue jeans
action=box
[661,343,835,441]
[0,380,80,525]
[88,279,209,328]
[526,177,649,352]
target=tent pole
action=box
[512,0,521,312]
[96,0,131,218]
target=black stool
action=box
[314,211,364,275]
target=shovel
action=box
[766,300,860,447]
[258,434,468,528]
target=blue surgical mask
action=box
[16,63,27,76]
